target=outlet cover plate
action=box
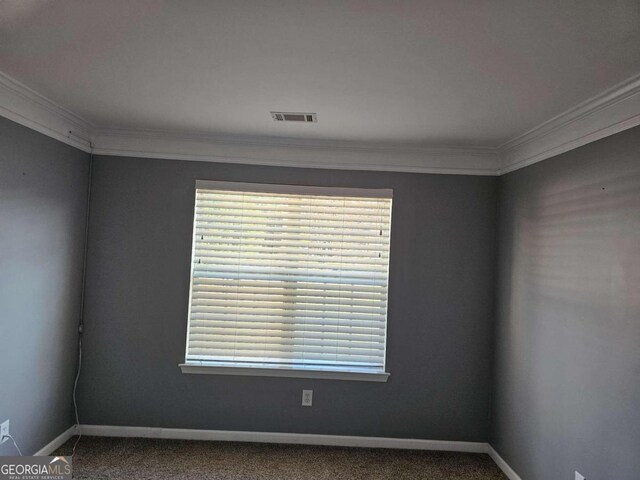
[0,420,9,444]
[302,389,313,406]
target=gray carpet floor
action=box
[54,436,507,479]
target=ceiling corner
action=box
[0,70,94,152]
[497,73,640,174]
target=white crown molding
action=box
[91,128,501,175]
[34,425,78,456]
[488,445,523,480]
[1,66,639,176]
[0,71,93,152]
[0,67,501,175]
[79,424,488,453]
[499,73,640,174]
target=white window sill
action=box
[178,363,390,382]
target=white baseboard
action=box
[79,424,487,454]
[34,425,78,456]
[36,425,520,479]
[488,445,523,480]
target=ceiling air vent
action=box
[271,112,317,123]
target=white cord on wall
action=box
[71,335,82,457]
[71,146,93,458]
[2,433,23,456]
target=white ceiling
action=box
[1,0,639,149]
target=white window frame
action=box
[179,180,392,382]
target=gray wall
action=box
[491,126,640,479]
[78,155,498,441]
[3,110,638,465]
[0,117,89,455]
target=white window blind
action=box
[184,180,392,376]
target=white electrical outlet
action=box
[302,389,313,406]
[0,420,9,445]
[575,472,585,480]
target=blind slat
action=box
[192,291,386,305]
[193,277,387,292]
[190,318,387,329]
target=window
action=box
[180,180,392,381]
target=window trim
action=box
[181,180,393,382]
[179,362,390,382]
